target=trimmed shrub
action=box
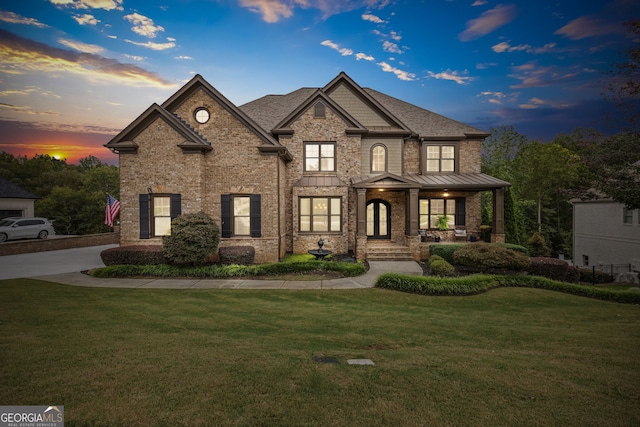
[163,212,220,265]
[429,258,455,277]
[219,246,256,265]
[529,257,573,282]
[495,243,529,256]
[579,268,615,284]
[429,244,464,264]
[566,266,581,284]
[453,243,531,271]
[100,245,166,266]
[528,232,552,257]
[375,273,640,304]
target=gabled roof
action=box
[239,71,488,140]
[0,178,39,199]
[352,173,422,189]
[162,74,287,152]
[105,103,212,153]
[323,72,411,134]
[272,90,367,135]
[364,89,489,139]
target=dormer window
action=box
[425,144,456,173]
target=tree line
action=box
[0,153,119,235]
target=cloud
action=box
[0,11,49,28]
[362,13,384,23]
[476,62,497,69]
[49,0,123,11]
[472,0,488,5]
[321,39,353,56]
[239,0,391,23]
[58,38,104,54]
[555,15,625,40]
[492,41,557,53]
[238,0,294,23]
[175,55,193,60]
[355,52,375,61]
[0,87,39,97]
[72,14,99,25]
[124,54,145,61]
[0,102,60,116]
[377,61,416,81]
[0,29,175,88]
[459,4,517,42]
[124,38,176,50]
[507,62,577,89]
[426,69,473,85]
[382,40,403,54]
[124,13,164,38]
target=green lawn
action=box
[1,279,639,426]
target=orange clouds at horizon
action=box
[0,121,118,165]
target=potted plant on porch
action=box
[434,215,449,242]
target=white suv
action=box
[0,217,56,243]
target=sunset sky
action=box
[0,0,637,165]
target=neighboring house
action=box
[0,178,39,219]
[105,72,510,262]
[573,198,640,273]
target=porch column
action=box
[407,188,419,236]
[356,188,367,236]
[492,187,505,242]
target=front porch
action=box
[351,172,509,261]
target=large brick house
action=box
[105,72,509,263]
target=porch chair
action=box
[454,226,467,241]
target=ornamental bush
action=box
[528,232,552,257]
[162,212,220,265]
[429,244,464,264]
[100,245,166,266]
[579,268,615,284]
[453,243,531,271]
[529,257,579,283]
[429,257,455,277]
[219,246,256,265]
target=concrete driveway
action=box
[0,244,117,280]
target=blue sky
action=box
[0,0,637,163]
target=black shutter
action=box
[139,194,150,239]
[221,194,231,238]
[250,194,261,237]
[170,194,181,219]
[455,198,466,226]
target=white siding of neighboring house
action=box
[573,199,640,271]
[0,197,35,218]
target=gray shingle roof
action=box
[239,88,316,131]
[0,178,39,199]
[239,78,487,139]
[364,88,487,138]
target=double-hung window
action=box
[426,145,455,173]
[221,194,261,238]
[139,194,181,239]
[304,142,335,172]
[299,197,341,232]
[623,207,633,225]
[232,196,251,235]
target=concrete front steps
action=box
[366,241,415,261]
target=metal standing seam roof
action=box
[351,173,510,190]
[0,178,39,199]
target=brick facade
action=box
[107,73,509,262]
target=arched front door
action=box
[366,199,391,239]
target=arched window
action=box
[371,144,387,172]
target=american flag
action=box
[105,194,120,227]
